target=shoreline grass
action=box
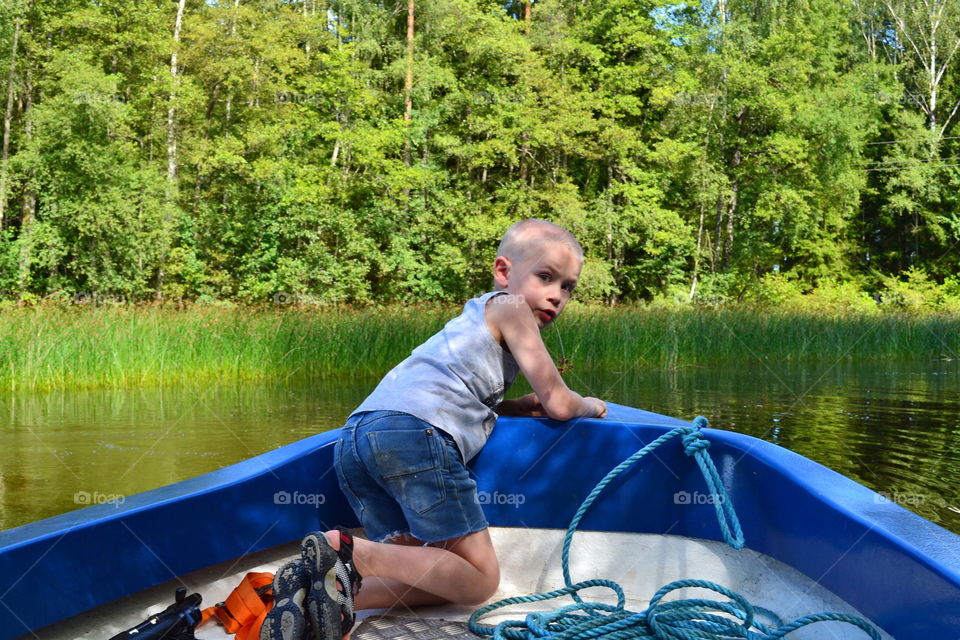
[1,304,958,392]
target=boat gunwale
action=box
[1,403,958,638]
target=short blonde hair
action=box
[497,219,584,265]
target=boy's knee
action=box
[458,569,500,605]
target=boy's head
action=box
[496,219,583,267]
[493,219,583,328]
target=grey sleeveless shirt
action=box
[351,291,520,462]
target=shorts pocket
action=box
[367,428,445,514]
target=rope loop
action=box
[468,417,884,640]
[680,430,710,456]
[645,580,768,639]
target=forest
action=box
[0,0,959,307]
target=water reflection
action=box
[0,379,369,530]
[561,360,960,533]
[1,361,958,535]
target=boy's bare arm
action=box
[496,393,546,417]
[488,300,606,421]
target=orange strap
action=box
[199,571,274,640]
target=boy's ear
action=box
[493,256,511,289]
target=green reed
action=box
[0,304,450,392]
[545,306,959,372]
[1,304,957,391]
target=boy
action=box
[261,219,606,640]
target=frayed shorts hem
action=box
[374,523,490,545]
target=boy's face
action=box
[494,241,582,329]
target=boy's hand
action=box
[586,397,607,418]
[496,393,547,417]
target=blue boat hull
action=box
[1,403,958,638]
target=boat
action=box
[1,402,958,639]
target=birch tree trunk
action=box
[403,0,414,168]
[711,0,729,271]
[303,0,310,56]
[225,0,239,127]
[689,201,706,301]
[167,0,185,184]
[882,0,960,151]
[723,173,739,272]
[331,138,340,166]
[158,0,186,301]
[16,66,33,302]
[0,15,20,229]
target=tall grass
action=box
[548,306,960,371]
[1,304,958,391]
[0,304,450,392]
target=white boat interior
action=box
[28,527,892,640]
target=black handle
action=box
[107,588,203,640]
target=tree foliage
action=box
[0,0,958,304]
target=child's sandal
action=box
[260,557,313,640]
[300,527,363,640]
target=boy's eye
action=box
[538,273,552,282]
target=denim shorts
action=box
[334,410,489,543]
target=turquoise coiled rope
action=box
[468,417,883,640]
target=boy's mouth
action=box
[537,309,556,323]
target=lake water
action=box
[1,360,958,534]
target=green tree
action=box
[654,0,881,299]
[13,52,167,296]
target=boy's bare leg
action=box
[324,528,500,609]
[351,534,449,609]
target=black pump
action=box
[108,587,202,640]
